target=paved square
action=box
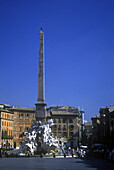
[0,157,114,170]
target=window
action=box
[69,118,73,123]
[20,113,23,117]
[58,125,61,130]
[14,126,16,131]
[69,125,74,130]
[63,119,66,123]
[20,126,23,131]
[26,119,29,123]
[5,130,7,135]
[26,127,29,131]
[63,132,67,137]
[26,113,29,117]
[7,114,9,119]
[63,125,66,130]
[31,120,33,124]
[58,119,61,123]
[33,114,35,117]
[2,121,4,126]
[53,119,56,123]
[7,122,8,127]
[69,132,73,137]
[53,125,57,129]
[20,119,23,123]
[58,133,61,138]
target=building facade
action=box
[99,106,113,147]
[88,105,114,149]
[47,106,83,148]
[83,122,92,147]
[0,105,83,149]
[109,106,114,149]
[9,107,36,148]
[91,115,100,144]
[0,104,14,148]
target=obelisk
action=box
[35,25,46,122]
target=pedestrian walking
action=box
[71,149,75,158]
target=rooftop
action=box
[91,115,100,119]
[0,108,12,113]
[100,105,114,110]
[109,106,114,113]
[84,122,92,126]
[9,107,35,112]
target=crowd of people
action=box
[61,147,87,158]
[60,146,114,161]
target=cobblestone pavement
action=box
[0,157,114,170]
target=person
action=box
[53,153,55,158]
[71,149,75,158]
[64,151,66,158]
[40,153,43,158]
[68,147,70,156]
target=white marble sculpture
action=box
[20,119,62,155]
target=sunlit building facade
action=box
[0,104,14,148]
[9,107,36,148]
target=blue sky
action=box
[0,0,114,121]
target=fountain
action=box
[18,119,64,156]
